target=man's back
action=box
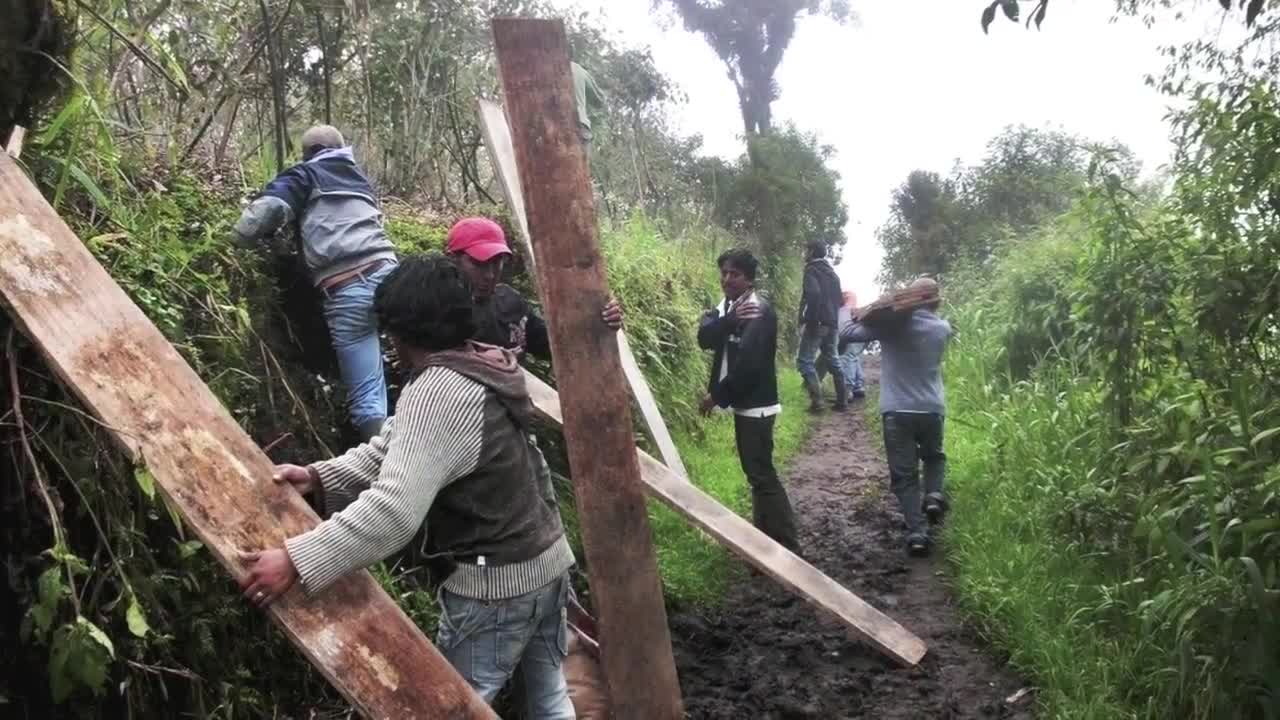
[877,310,952,415]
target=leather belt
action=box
[319,258,392,294]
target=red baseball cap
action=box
[446,217,512,262]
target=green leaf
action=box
[126,597,150,638]
[177,540,204,559]
[1246,0,1264,26]
[80,617,115,659]
[1000,0,1020,22]
[134,465,157,502]
[37,94,86,145]
[1250,426,1280,447]
[65,163,112,211]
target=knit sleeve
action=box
[285,369,484,594]
[308,417,396,498]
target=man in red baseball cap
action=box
[445,217,622,356]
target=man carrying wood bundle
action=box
[698,248,800,553]
[797,239,848,413]
[232,125,397,442]
[841,277,953,557]
[239,254,577,718]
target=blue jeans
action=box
[322,262,395,432]
[839,342,865,392]
[437,573,574,719]
[796,324,844,386]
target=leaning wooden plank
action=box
[0,152,494,720]
[5,126,24,159]
[521,368,929,668]
[477,97,690,480]
[493,17,684,720]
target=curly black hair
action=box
[806,239,828,260]
[717,247,758,281]
[374,254,476,351]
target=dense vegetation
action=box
[876,3,1280,717]
[0,0,846,716]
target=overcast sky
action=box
[546,0,1228,301]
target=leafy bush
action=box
[941,88,1280,718]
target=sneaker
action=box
[923,493,948,525]
[906,533,930,557]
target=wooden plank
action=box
[522,369,929,668]
[616,331,689,478]
[5,126,24,159]
[477,97,690,480]
[854,285,939,324]
[492,18,684,720]
[0,153,494,720]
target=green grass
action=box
[649,369,812,607]
[934,313,1141,720]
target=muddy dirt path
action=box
[669,359,1033,719]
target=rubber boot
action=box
[805,376,824,413]
[831,372,848,412]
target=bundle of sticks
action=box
[853,283,941,325]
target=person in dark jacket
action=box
[233,125,396,442]
[698,248,799,552]
[443,217,621,356]
[797,239,847,413]
[240,255,575,718]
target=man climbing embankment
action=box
[698,248,800,553]
[238,255,577,719]
[842,277,953,557]
[797,240,847,413]
[233,125,396,442]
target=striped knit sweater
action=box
[284,366,574,599]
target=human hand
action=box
[240,548,299,607]
[601,298,624,331]
[733,300,762,321]
[272,464,317,495]
[699,393,718,416]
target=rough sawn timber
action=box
[0,153,493,719]
[493,17,685,720]
[521,369,929,668]
[477,97,690,481]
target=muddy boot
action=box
[923,493,949,525]
[906,531,931,557]
[831,372,848,412]
[804,377,824,413]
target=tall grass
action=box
[939,176,1280,718]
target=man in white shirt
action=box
[697,248,798,552]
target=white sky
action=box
[547,0,1230,302]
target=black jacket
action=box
[698,294,779,411]
[799,259,842,329]
[471,284,551,359]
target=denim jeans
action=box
[437,573,574,719]
[796,324,844,386]
[322,262,396,432]
[882,412,946,537]
[839,342,865,392]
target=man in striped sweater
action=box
[239,254,577,718]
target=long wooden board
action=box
[477,97,690,481]
[521,369,928,668]
[0,154,493,719]
[493,18,685,719]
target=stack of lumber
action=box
[853,284,940,325]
